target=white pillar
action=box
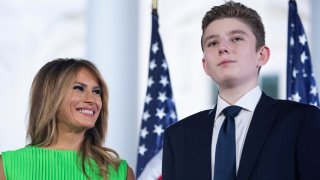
[311,0,320,93]
[87,0,138,169]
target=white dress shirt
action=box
[211,86,262,179]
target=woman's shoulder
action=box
[2,146,78,162]
[1,146,53,156]
[108,159,135,179]
[108,160,127,175]
[1,146,31,156]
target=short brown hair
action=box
[201,1,265,51]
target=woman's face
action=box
[57,68,102,133]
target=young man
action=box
[162,2,320,180]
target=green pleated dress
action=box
[1,146,127,180]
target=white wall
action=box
[0,0,86,151]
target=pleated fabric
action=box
[1,146,127,180]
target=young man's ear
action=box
[257,45,270,67]
[202,58,210,75]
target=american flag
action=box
[136,9,178,180]
[287,0,319,107]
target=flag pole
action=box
[152,0,158,15]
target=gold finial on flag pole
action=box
[152,0,158,10]
[152,0,158,15]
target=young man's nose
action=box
[218,40,230,55]
[218,48,229,55]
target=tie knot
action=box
[222,105,242,118]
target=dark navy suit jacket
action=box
[162,93,320,180]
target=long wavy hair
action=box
[27,58,120,178]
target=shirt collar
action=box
[215,86,262,119]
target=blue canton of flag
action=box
[136,9,178,180]
[287,0,319,107]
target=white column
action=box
[87,0,138,169]
[311,0,320,93]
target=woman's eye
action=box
[73,85,84,91]
[93,89,102,95]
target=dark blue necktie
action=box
[214,106,242,180]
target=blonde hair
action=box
[27,58,120,178]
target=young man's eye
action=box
[231,37,243,42]
[73,85,84,91]
[207,41,218,47]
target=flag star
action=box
[142,111,151,121]
[300,51,308,64]
[158,92,168,102]
[310,101,319,107]
[170,111,177,119]
[292,68,299,78]
[299,34,307,46]
[290,23,295,28]
[148,76,155,87]
[145,93,152,104]
[153,124,164,136]
[290,36,294,46]
[161,61,168,70]
[160,76,169,87]
[310,85,318,96]
[156,108,166,119]
[302,69,307,77]
[152,42,159,54]
[292,92,301,102]
[149,59,157,70]
[138,144,147,156]
[140,127,149,139]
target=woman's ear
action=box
[257,45,270,67]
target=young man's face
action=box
[202,18,269,89]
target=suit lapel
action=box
[185,108,216,179]
[237,93,278,180]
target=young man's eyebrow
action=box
[204,30,247,41]
[228,29,248,36]
[203,34,218,44]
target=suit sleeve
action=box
[162,129,175,180]
[297,106,320,179]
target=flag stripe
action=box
[137,150,162,180]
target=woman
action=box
[0,58,135,179]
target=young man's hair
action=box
[27,58,120,178]
[201,1,265,51]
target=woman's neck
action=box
[45,131,85,151]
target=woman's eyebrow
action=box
[75,82,101,89]
[74,82,87,87]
